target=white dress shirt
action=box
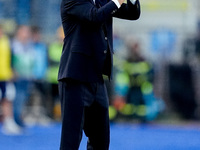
[93,0,137,9]
[112,0,137,8]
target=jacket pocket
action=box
[71,45,91,56]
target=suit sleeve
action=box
[112,0,140,20]
[61,0,118,23]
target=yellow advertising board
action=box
[139,0,189,12]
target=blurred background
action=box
[1,0,200,149]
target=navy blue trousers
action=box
[59,79,110,150]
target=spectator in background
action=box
[195,22,200,59]
[12,25,34,127]
[0,24,21,134]
[126,41,153,120]
[114,40,163,121]
[46,26,64,119]
[31,26,48,83]
[23,26,51,125]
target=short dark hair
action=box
[31,26,40,34]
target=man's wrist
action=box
[112,0,121,8]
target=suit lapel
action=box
[89,0,95,5]
[95,0,107,7]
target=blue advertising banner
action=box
[150,29,176,59]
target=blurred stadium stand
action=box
[0,0,200,122]
[0,0,62,42]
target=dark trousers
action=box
[0,81,6,99]
[59,79,110,150]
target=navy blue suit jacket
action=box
[58,0,140,82]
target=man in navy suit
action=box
[58,0,140,149]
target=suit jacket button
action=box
[105,37,108,40]
[111,10,116,14]
[104,50,107,54]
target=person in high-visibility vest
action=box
[114,41,163,121]
[47,27,64,119]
